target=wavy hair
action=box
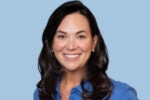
[37,1,113,100]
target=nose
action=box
[66,38,77,51]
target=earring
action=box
[52,49,54,53]
[92,49,95,52]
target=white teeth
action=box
[65,54,79,58]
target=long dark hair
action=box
[37,1,113,100]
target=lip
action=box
[63,53,81,61]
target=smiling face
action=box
[52,13,97,72]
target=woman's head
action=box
[40,0,109,74]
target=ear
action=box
[92,35,98,51]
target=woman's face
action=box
[52,13,97,72]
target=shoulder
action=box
[33,88,40,100]
[110,79,138,100]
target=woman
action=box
[34,1,138,100]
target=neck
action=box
[60,70,85,100]
[59,69,86,97]
[61,70,85,87]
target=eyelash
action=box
[57,35,66,39]
[78,35,86,39]
[56,34,86,40]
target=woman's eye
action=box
[57,35,66,39]
[78,35,86,39]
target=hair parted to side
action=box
[37,1,113,100]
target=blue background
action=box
[0,0,149,100]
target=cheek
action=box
[52,41,65,51]
[79,41,93,52]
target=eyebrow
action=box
[56,30,87,35]
[56,30,67,34]
[76,30,86,34]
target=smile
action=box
[63,54,81,60]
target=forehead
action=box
[56,13,91,34]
